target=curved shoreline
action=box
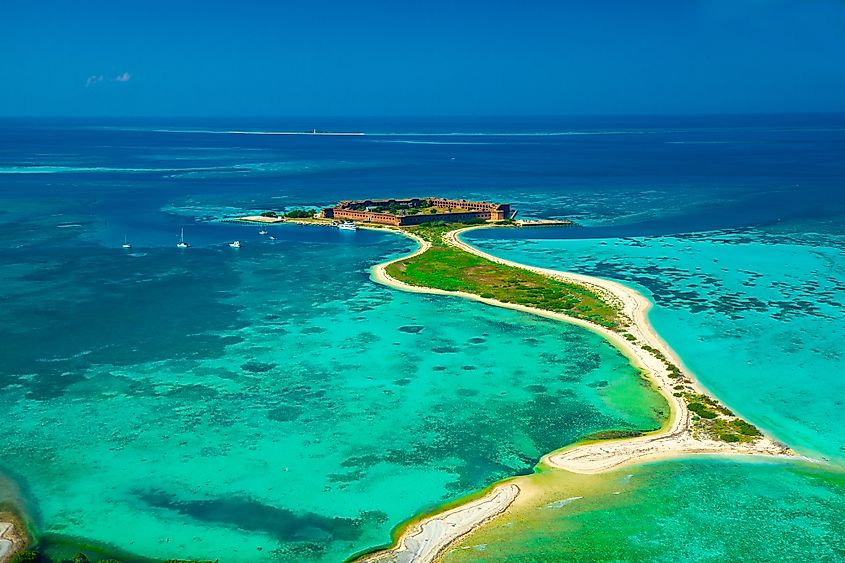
[357,484,520,563]
[445,227,791,471]
[362,224,794,562]
[0,513,27,563]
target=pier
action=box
[514,219,575,227]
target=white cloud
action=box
[85,72,131,87]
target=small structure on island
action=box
[320,197,513,226]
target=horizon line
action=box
[1,111,845,120]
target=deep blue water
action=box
[3,114,845,245]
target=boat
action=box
[268,235,276,240]
[337,221,358,231]
[258,228,269,235]
[177,228,190,248]
[122,235,132,249]
[229,240,241,248]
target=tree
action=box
[284,209,313,219]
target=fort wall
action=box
[321,197,511,225]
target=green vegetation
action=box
[681,391,761,443]
[386,223,623,329]
[730,418,762,437]
[367,202,470,216]
[5,547,217,563]
[582,429,644,441]
[259,211,278,218]
[688,402,717,419]
[639,343,684,380]
[23,554,215,563]
[283,209,314,219]
[385,221,765,447]
[9,551,38,563]
[370,202,402,214]
[683,392,734,417]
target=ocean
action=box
[1,115,844,560]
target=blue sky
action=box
[2,0,845,116]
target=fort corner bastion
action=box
[320,197,514,226]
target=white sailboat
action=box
[258,227,269,235]
[122,235,132,249]
[177,228,190,248]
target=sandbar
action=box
[362,225,794,562]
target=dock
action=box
[514,219,575,227]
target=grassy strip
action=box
[386,223,623,330]
[385,221,765,446]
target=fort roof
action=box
[321,196,513,226]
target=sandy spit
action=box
[359,225,794,562]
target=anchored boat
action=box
[177,228,190,248]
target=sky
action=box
[1,0,845,117]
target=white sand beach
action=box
[360,484,520,563]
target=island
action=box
[235,197,573,228]
[2,197,799,563]
[241,196,793,563]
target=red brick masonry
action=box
[320,197,511,226]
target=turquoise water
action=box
[4,116,845,561]
[445,458,845,562]
[465,228,845,463]
[0,219,665,561]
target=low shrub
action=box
[688,402,717,419]
[10,551,39,563]
[730,419,761,436]
[284,209,313,218]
